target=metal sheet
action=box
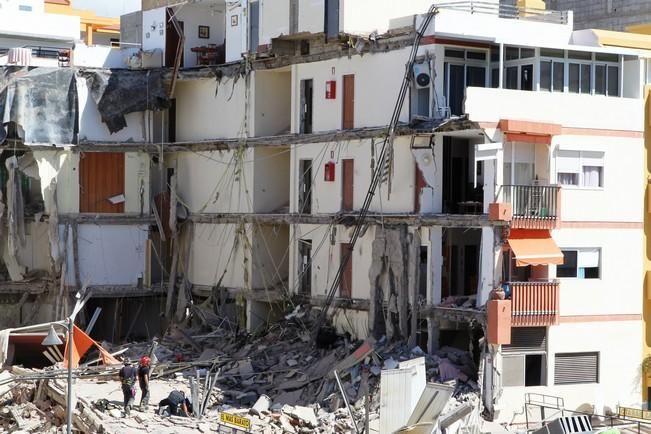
[380,360,426,434]
[407,383,454,426]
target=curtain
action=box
[582,166,602,187]
[557,172,578,186]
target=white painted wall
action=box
[176,3,226,68]
[225,1,245,62]
[251,224,289,289]
[0,7,79,42]
[290,223,376,300]
[33,150,79,213]
[260,0,288,46]
[77,78,147,142]
[175,78,247,140]
[422,8,573,49]
[341,0,431,35]
[252,147,290,213]
[62,224,149,286]
[253,69,291,136]
[293,48,411,133]
[142,7,166,52]
[188,222,250,288]
[551,228,642,317]
[298,0,324,34]
[497,320,642,424]
[17,222,51,273]
[0,0,44,13]
[125,152,151,214]
[290,137,417,214]
[550,137,643,223]
[173,150,254,214]
[73,45,138,68]
[466,87,644,132]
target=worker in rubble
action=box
[138,356,151,410]
[118,359,137,416]
[158,390,192,417]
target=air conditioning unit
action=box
[413,62,431,89]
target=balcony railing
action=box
[434,1,569,24]
[508,280,559,327]
[502,184,560,229]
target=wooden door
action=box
[340,243,352,298]
[342,159,354,211]
[79,152,125,213]
[165,9,184,68]
[342,74,355,129]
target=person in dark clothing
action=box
[158,390,192,417]
[138,356,151,410]
[118,359,137,416]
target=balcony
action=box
[502,184,561,229]
[508,280,559,327]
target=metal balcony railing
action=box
[434,1,569,24]
[502,184,560,220]
[509,280,559,327]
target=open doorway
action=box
[441,228,481,299]
[442,136,483,214]
[165,8,184,68]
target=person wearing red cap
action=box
[138,356,151,410]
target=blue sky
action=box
[72,0,141,17]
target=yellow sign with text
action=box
[220,412,251,430]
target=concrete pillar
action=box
[428,318,440,353]
[429,226,442,305]
[85,24,94,46]
[477,227,496,306]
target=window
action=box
[554,352,599,385]
[18,4,32,11]
[540,60,564,92]
[502,327,547,388]
[556,248,600,279]
[556,150,604,188]
[443,48,488,115]
[568,63,591,94]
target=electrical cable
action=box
[312,5,439,341]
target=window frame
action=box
[556,248,602,280]
[555,150,605,190]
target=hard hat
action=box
[140,356,151,366]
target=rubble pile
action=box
[0,306,481,433]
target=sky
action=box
[71,0,141,17]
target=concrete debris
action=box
[0,305,480,433]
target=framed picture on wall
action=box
[231,15,239,26]
[198,25,210,39]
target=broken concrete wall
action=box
[368,226,421,341]
[333,309,370,340]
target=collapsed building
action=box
[0,0,651,430]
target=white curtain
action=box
[582,166,602,187]
[557,172,578,186]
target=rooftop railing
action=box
[434,1,569,25]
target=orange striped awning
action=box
[508,229,564,267]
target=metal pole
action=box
[333,370,360,434]
[66,317,73,434]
